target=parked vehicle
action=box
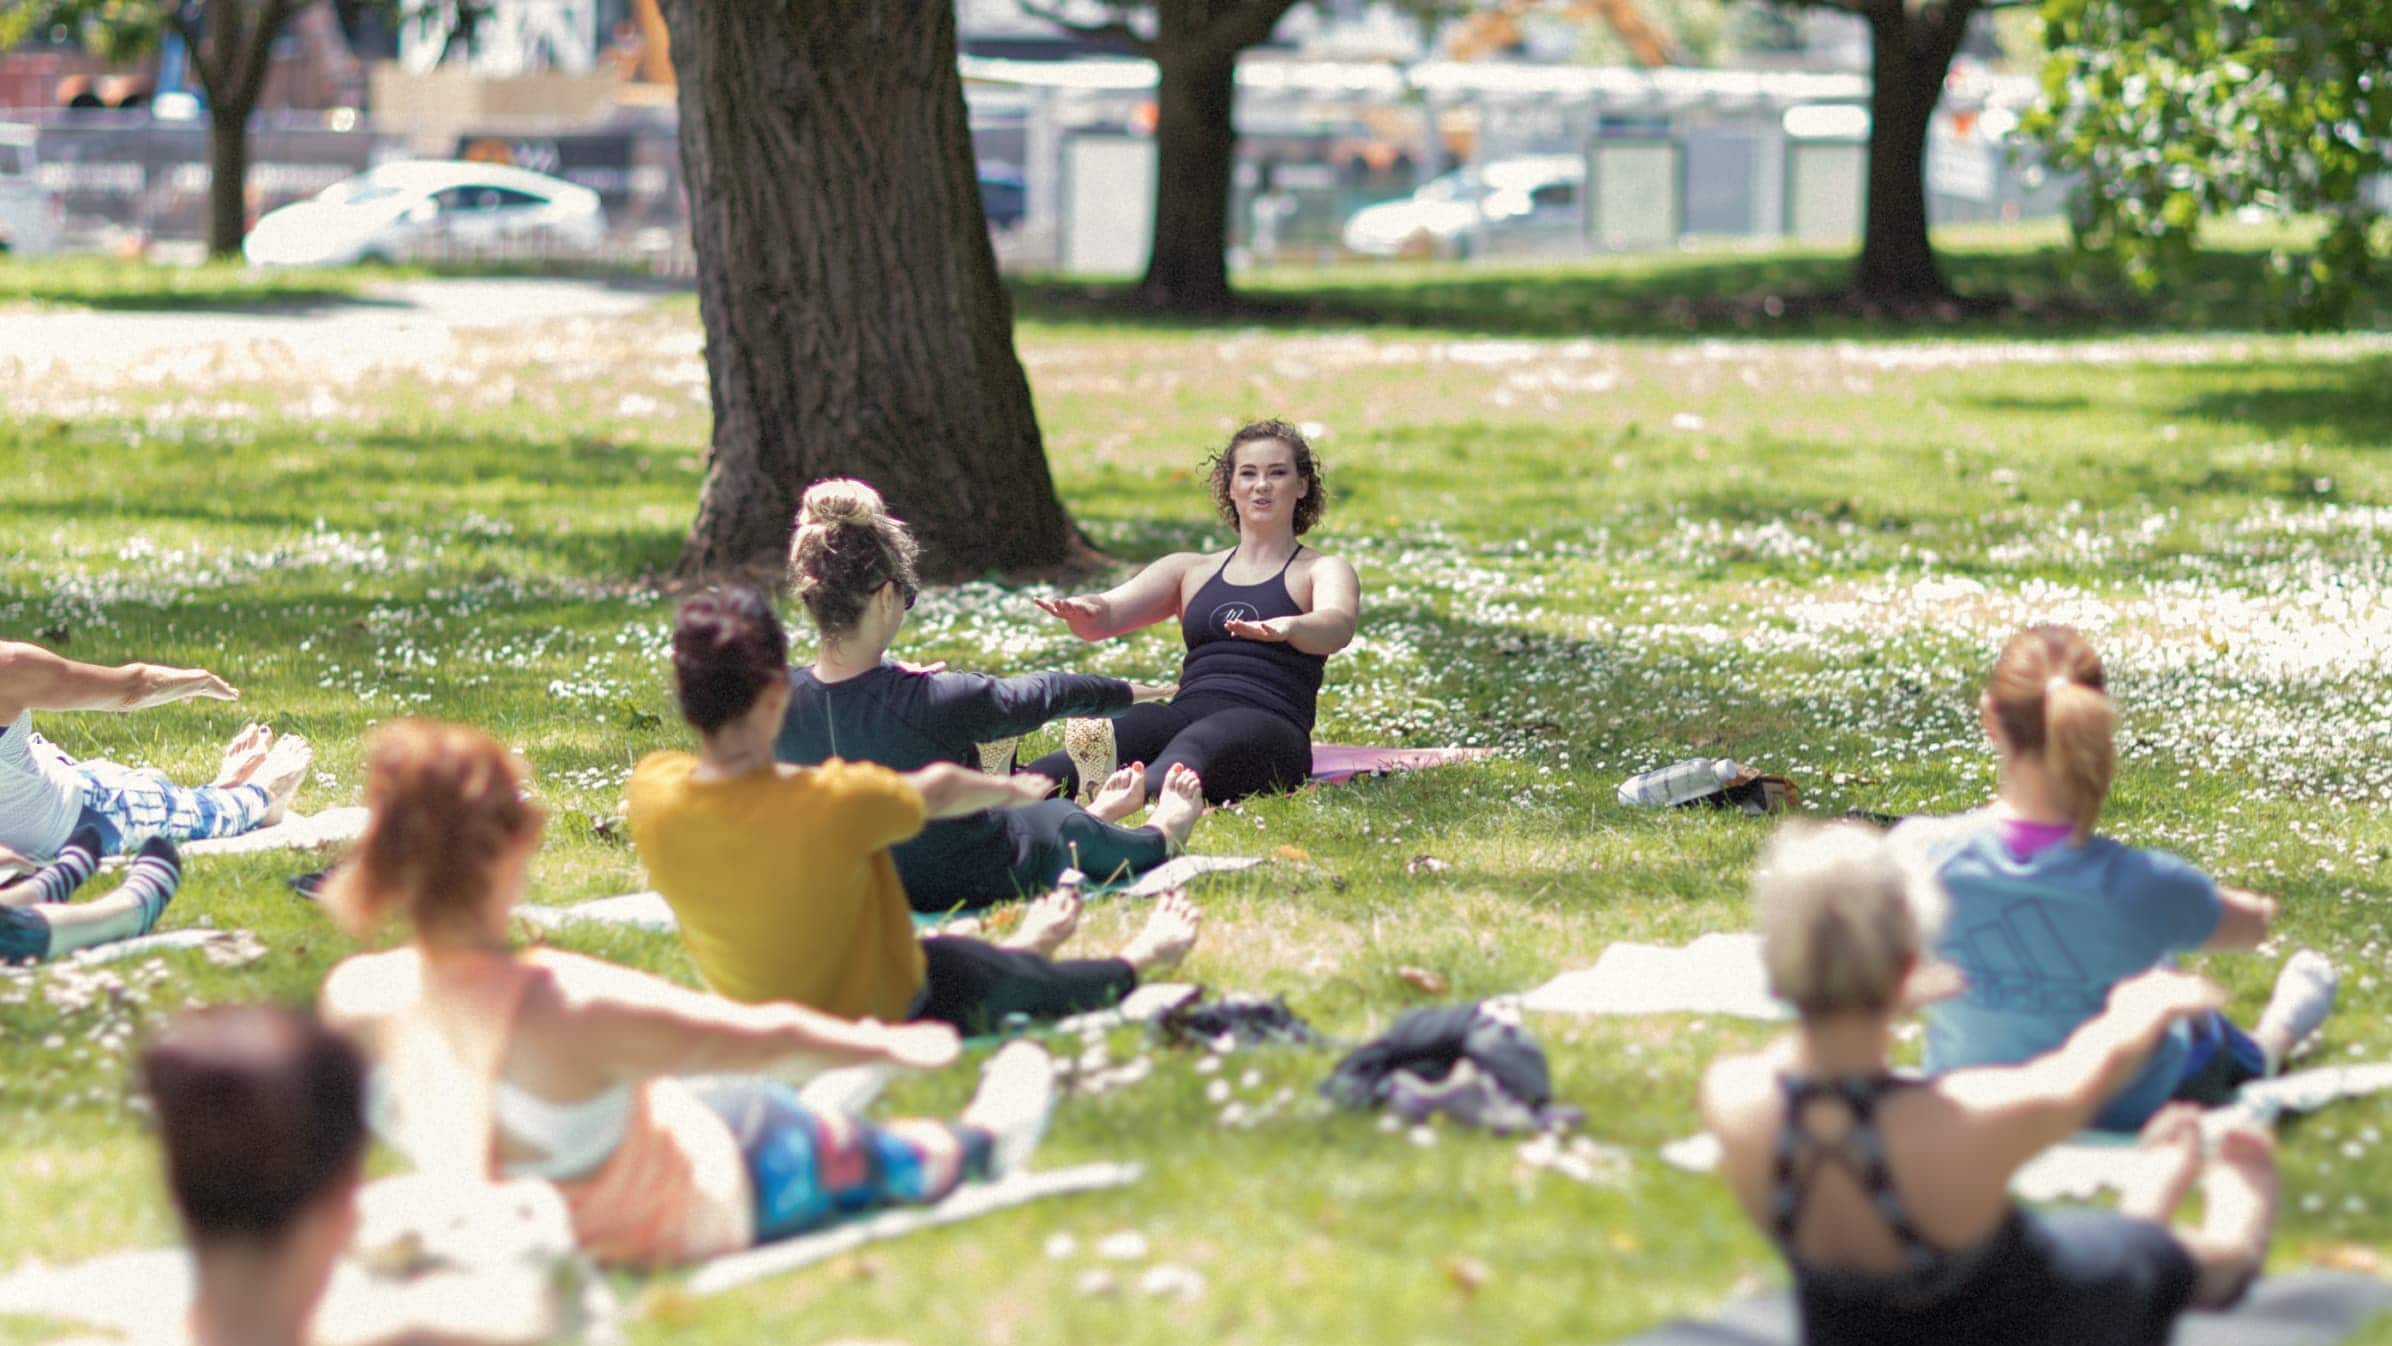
[978,160,1027,232]
[1341,154,1585,259]
[243,159,605,267]
[0,123,64,256]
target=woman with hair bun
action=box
[630,586,1201,1033]
[1027,419,1360,804]
[776,477,1207,908]
[321,718,1062,1269]
[1893,625,2337,1131]
[1702,820,2280,1345]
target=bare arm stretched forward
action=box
[1031,553,1205,642]
[903,761,1056,819]
[1221,554,1361,656]
[0,640,238,723]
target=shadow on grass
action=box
[2169,357,2392,453]
[1011,241,2363,341]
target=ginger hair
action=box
[1985,625,2115,836]
[1755,821,1946,1018]
[786,478,920,641]
[323,720,541,943]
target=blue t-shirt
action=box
[1892,811,2223,1131]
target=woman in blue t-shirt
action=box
[1027,419,1361,804]
[1894,625,2337,1131]
[773,479,1208,910]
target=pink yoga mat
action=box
[1308,744,1496,784]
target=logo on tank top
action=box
[1209,601,1259,632]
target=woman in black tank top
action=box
[1029,419,1361,804]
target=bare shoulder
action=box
[1697,1048,1779,1137]
[522,946,657,1011]
[320,950,418,1032]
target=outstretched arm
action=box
[1032,553,1201,642]
[0,641,237,723]
[2205,886,2276,951]
[533,954,961,1082]
[1940,966,2223,1168]
[903,761,1056,819]
[1223,555,1360,656]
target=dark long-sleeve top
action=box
[773,663,1134,899]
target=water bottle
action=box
[1617,758,1741,808]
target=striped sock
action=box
[118,836,182,935]
[27,827,101,906]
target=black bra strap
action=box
[1770,1074,1939,1272]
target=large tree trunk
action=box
[657,1,1077,581]
[1137,43,1239,312]
[204,101,250,259]
[1852,0,1976,303]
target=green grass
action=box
[2,246,2389,1345]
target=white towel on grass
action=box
[517,856,1264,936]
[97,806,371,869]
[686,1162,1142,1296]
[1521,932,1791,1022]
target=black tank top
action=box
[1175,546,1327,734]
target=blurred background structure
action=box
[0,0,2063,270]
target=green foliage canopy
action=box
[2030,0,2392,324]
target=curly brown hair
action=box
[1204,419,1325,536]
[786,478,922,641]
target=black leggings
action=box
[1026,694,1310,806]
[1008,799,1170,891]
[910,936,1138,1036]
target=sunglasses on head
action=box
[889,577,917,610]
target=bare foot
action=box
[212,724,273,788]
[2119,1102,2205,1223]
[1000,887,1082,957]
[1084,762,1148,824]
[1145,763,1204,853]
[253,734,313,826]
[2187,1122,2277,1307]
[1117,889,1200,975]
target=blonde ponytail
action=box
[2042,677,2116,836]
[1986,625,2115,835]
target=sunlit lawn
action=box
[2,238,2389,1345]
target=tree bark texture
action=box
[1138,43,1239,311]
[656,2,1077,581]
[1853,0,1977,302]
[205,104,249,257]
[182,0,295,258]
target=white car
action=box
[244,160,605,267]
[1342,154,1585,259]
[0,123,64,256]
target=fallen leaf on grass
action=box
[1272,844,1311,862]
[2316,1244,2388,1275]
[1444,1257,1491,1297]
[829,1253,882,1281]
[1405,854,1451,875]
[1397,966,1450,996]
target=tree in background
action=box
[1759,0,2029,305]
[2031,0,2392,325]
[15,0,323,257]
[1026,0,1306,312]
[656,0,1080,581]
